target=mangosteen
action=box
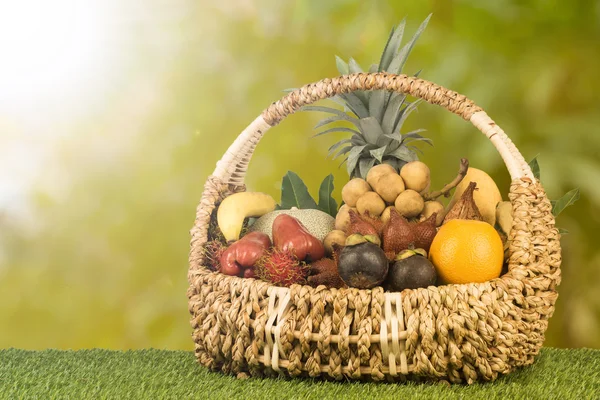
[386,249,437,292]
[338,234,389,289]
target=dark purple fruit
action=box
[338,234,389,289]
[386,249,437,292]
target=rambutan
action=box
[208,210,227,244]
[308,257,347,289]
[202,240,226,271]
[255,248,310,287]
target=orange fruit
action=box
[429,219,503,284]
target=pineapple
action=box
[304,15,433,179]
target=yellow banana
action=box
[217,192,277,242]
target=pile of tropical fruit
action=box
[202,16,577,292]
[205,158,511,292]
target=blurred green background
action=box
[1,0,598,350]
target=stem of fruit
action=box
[423,158,469,201]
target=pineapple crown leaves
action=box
[301,14,433,179]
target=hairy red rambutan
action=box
[255,248,310,287]
[202,240,226,271]
[307,250,347,289]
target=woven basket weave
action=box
[187,73,561,384]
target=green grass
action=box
[1,348,598,399]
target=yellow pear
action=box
[446,167,502,226]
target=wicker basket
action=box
[187,73,561,384]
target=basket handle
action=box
[189,73,535,268]
[213,72,534,186]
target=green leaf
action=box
[348,57,364,73]
[358,117,385,145]
[384,133,403,154]
[558,228,569,235]
[317,174,338,217]
[280,171,318,210]
[347,145,367,176]
[387,14,431,74]
[337,93,370,118]
[351,134,366,146]
[301,105,350,117]
[375,134,393,148]
[327,142,357,158]
[551,188,580,217]
[333,145,353,159]
[403,129,428,138]
[313,126,361,138]
[369,63,379,73]
[382,157,402,171]
[403,129,432,145]
[327,139,352,157]
[369,146,387,163]
[384,132,403,143]
[282,88,298,93]
[338,156,349,169]
[394,99,422,133]
[335,55,349,75]
[381,93,407,134]
[378,19,406,72]
[346,58,370,105]
[407,145,425,156]
[329,96,352,113]
[369,90,386,124]
[388,146,418,163]
[528,156,541,180]
[314,115,361,130]
[358,158,376,179]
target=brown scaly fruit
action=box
[202,240,226,271]
[308,249,347,289]
[412,213,438,252]
[358,213,385,236]
[382,209,438,258]
[347,209,381,246]
[382,208,414,260]
[256,248,310,287]
[443,181,483,224]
